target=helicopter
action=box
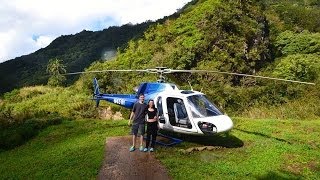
[66,67,315,136]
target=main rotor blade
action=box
[63,69,148,75]
[170,69,316,85]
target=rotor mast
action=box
[146,67,171,83]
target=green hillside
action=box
[1,0,319,134]
[0,0,197,95]
[79,0,320,117]
[1,0,319,96]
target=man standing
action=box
[128,94,147,152]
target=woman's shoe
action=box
[139,145,144,151]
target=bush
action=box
[273,54,320,82]
[3,89,21,103]
[275,31,320,56]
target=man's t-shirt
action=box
[132,102,147,124]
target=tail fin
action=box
[93,78,100,95]
[93,78,101,107]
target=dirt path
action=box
[98,136,171,180]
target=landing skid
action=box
[144,133,183,146]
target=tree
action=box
[273,54,320,81]
[275,31,320,56]
[46,58,66,86]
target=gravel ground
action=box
[98,136,170,180]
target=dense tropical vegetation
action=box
[81,0,320,118]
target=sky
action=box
[0,0,191,63]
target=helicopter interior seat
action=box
[167,107,176,126]
[173,103,190,128]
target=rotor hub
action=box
[146,67,171,83]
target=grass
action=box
[0,118,319,179]
[0,116,63,150]
[0,119,129,179]
[156,118,320,179]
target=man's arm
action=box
[128,104,136,125]
[128,111,134,125]
[129,111,135,121]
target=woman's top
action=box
[147,107,158,120]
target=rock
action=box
[206,146,215,151]
[113,111,123,120]
[98,106,124,120]
[196,147,207,151]
[185,148,195,153]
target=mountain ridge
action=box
[1,0,319,95]
[0,0,197,94]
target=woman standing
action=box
[144,99,159,152]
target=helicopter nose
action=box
[198,115,234,134]
[205,115,233,133]
[216,115,234,133]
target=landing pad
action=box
[98,136,170,180]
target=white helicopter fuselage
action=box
[152,86,234,136]
[90,66,313,136]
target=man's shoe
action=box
[143,147,148,152]
[129,146,135,152]
[149,148,154,152]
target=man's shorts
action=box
[131,123,145,136]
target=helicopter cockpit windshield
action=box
[187,95,222,118]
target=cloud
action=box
[0,0,191,63]
[34,35,56,48]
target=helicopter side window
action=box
[166,97,192,129]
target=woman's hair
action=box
[148,99,155,108]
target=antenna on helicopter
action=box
[188,81,193,91]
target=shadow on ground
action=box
[257,171,304,180]
[234,128,291,144]
[159,130,244,148]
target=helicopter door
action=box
[156,96,165,124]
[166,97,192,129]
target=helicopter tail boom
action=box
[92,78,138,108]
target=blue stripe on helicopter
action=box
[93,94,137,109]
